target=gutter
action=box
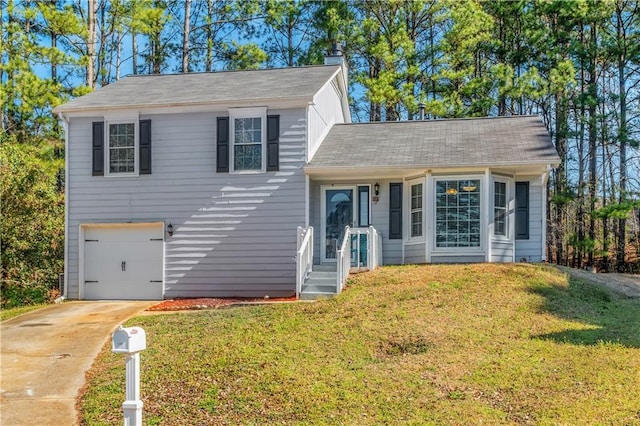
[58,112,70,299]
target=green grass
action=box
[80,264,640,425]
[0,303,49,321]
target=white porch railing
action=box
[336,225,383,293]
[295,226,314,298]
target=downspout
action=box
[542,166,551,261]
[304,104,310,228]
[58,112,70,301]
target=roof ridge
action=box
[123,64,339,79]
[336,115,541,126]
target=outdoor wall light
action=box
[167,223,174,237]
[374,182,380,196]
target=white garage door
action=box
[83,223,164,300]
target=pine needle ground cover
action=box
[80,264,640,425]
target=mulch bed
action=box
[147,295,298,311]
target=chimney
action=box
[418,102,426,120]
[324,42,348,96]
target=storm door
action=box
[321,187,355,261]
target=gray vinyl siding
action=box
[66,109,306,299]
[404,243,426,264]
[431,255,486,263]
[491,240,514,262]
[515,176,544,262]
[309,178,402,265]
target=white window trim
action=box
[431,175,484,254]
[405,178,425,243]
[229,107,267,173]
[104,117,139,177]
[492,177,509,240]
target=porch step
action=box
[300,269,338,300]
[312,264,337,272]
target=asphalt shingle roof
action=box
[306,116,559,169]
[54,65,340,113]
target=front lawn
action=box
[80,264,640,424]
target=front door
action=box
[322,187,355,261]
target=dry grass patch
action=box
[80,264,640,425]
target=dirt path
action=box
[558,266,640,298]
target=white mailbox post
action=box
[112,325,146,426]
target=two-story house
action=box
[54,49,559,301]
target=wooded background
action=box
[1,0,639,306]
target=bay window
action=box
[435,179,481,248]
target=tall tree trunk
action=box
[182,0,191,73]
[615,2,628,269]
[50,0,57,83]
[554,93,568,265]
[151,0,163,74]
[87,0,96,88]
[287,17,294,67]
[132,32,137,74]
[577,27,586,267]
[115,32,122,80]
[206,0,213,72]
[587,24,597,267]
[601,68,610,270]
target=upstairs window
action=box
[92,119,151,177]
[108,122,136,175]
[229,107,266,172]
[234,117,262,170]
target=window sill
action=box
[432,248,484,255]
[104,173,139,178]
[405,239,425,245]
[230,169,266,175]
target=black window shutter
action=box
[515,182,530,240]
[92,121,104,176]
[266,115,279,171]
[216,117,229,172]
[139,119,152,174]
[389,183,403,239]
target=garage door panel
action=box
[83,224,164,300]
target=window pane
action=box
[234,144,262,170]
[435,179,481,248]
[410,183,423,238]
[233,117,262,170]
[358,186,369,227]
[108,123,135,174]
[494,181,507,236]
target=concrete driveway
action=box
[1,301,155,426]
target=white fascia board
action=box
[305,164,549,179]
[56,96,312,118]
